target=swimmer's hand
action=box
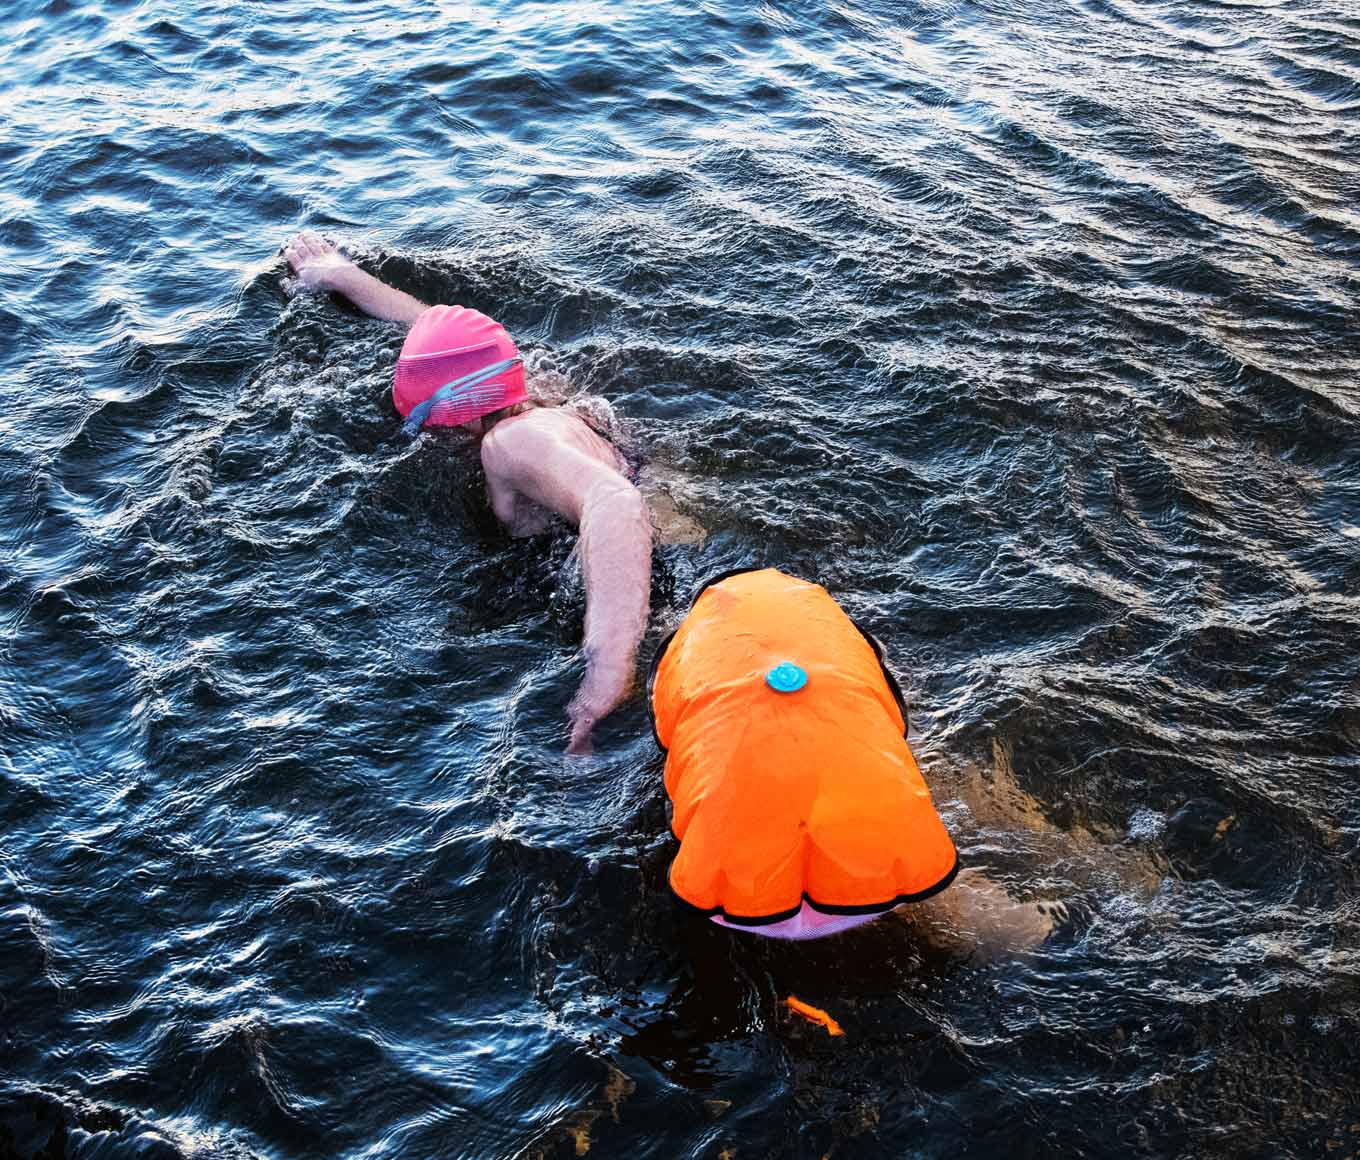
[280,230,429,325]
[566,659,634,755]
[566,713,596,756]
[282,230,356,294]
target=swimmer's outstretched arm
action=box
[283,230,428,326]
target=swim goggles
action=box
[400,356,525,436]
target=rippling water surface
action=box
[3,0,1359,1156]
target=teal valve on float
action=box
[765,662,808,693]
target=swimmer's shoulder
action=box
[479,408,541,471]
[480,406,588,472]
[485,406,616,454]
[481,405,561,452]
[482,405,631,492]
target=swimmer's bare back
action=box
[283,231,652,752]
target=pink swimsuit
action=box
[709,902,889,940]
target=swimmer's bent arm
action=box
[480,420,652,752]
[283,231,428,326]
[570,476,653,750]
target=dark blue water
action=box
[3,0,1359,1156]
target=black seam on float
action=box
[645,566,765,755]
[645,627,677,753]
[666,864,807,926]
[848,616,911,738]
[668,849,961,927]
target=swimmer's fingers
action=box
[566,715,595,755]
[298,229,338,258]
[282,238,305,273]
[289,235,318,265]
[283,230,327,269]
[281,255,314,292]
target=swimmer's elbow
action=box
[582,478,650,540]
[612,482,650,535]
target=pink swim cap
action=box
[393,305,528,427]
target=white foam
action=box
[1126,807,1166,841]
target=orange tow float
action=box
[648,568,959,933]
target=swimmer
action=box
[281,230,651,754]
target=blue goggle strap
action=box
[400,356,524,437]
